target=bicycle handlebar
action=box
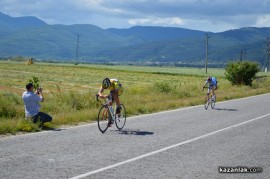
[96,94,112,103]
[202,86,208,91]
[96,94,99,101]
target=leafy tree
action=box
[28,76,40,90]
[225,61,259,86]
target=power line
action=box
[205,33,210,74]
[75,34,80,64]
[239,49,247,61]
[264,37,270,72]
[124,0,163,19]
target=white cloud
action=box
[183,18,238,32]
[0,0,270,31]
[255,15,270,27]
[129,18,150,25]
[129,17,183,26]
[154,17,183,25]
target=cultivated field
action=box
[0,61,270,134]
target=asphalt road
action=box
[0,94,270,179]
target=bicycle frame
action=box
[96,94,126,133]
[104,98,116,122]
[203,86,215,100]
[203,86,216,109]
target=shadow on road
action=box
[41,127,66,131]
[213,108,238,111]
[117,129,154,136]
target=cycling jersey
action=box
[205,77,218,87]
[102,79,124,95]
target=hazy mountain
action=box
[216,27,270,42]
[0,12,269,65]
[107,26,207,42]
[0,12,46,34]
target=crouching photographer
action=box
[22,83,52,125]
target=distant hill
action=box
[0,12,269,65]
[0,12,46,34]
[107,26,207,42]
[216,27,270,42]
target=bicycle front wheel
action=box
[97,105,110,133]
[204,95,209,110]
[115,104,126,130]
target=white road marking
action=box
[70,113,270,179]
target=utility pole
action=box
[240,49,246,61]
[76,34,80,64]
[205,33,210,74]
[264,37,270,72]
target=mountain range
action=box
[1,12,270,66]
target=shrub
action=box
[0,92,23,118]
[225,61,259,86]
[17,119,41,132]
[0,120,17,134]
[154,81,173,94]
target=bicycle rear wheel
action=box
[97,105,110,133]
[211,96,216,109]
[115,104,126,130]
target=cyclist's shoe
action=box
[107,112,113,127]
[108,120,114,127]
[108,123,112,127]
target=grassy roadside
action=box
[0,61,270,135]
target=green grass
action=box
[0,61,270,135]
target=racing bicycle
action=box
[203,86,216,110]
[96,94,126,133]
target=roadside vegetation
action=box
[0,61,270,135]
[225,61,260,85]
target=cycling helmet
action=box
[207,76,212,81]
[102,78,111,89]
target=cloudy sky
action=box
[0,0,270,32]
